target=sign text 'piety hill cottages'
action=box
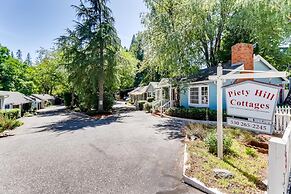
[225,81,280,134]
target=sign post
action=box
[217,64,224,159]
[209,66,288,160]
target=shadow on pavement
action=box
[154,118,185,140]
[36,107,69,118]
[33,108,130,135]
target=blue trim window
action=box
[189,85,209,107]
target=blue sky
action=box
[0,0,147,61]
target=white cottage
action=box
[154,78,178,110]
[128,86,148,105]
[31,94,55,108]
[0,91,33,115]
[146,82,159,99]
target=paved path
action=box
[0,106,203,194]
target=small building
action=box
[0,91,33,114]
[146,82,159,99]
[128,86,148,105]
[180,43,289,110]
[0,93,8,110]
[28,96,42,110]
[128,82,160,105]
[153,78,178,110]
[31,94,55,108]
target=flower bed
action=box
[184,124,268,193]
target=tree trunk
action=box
[71,88,75,109]
[98,70,104,112]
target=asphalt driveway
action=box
[0,106,203,194]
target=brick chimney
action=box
[231,43,254,81]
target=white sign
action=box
[225,81,279,121]
[227,117,273,134]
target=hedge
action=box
[0,109,20,119]
[143,102,152,113]
[165,107,227,121]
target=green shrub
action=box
[245,147,257,157]
[144,102,152,113]
[64,92,73,107]
[24,112,34,117]
[103,92,115,111]
[147,97,155,103]
[137,100,147,110]
[0,109,20,119]
[165,107,226,121]
[205,131,233,155]
[0,116,23,133]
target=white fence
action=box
[274,106,291,133]
[268,122,291,193]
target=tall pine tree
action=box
[16,49,22,62]
[59,0,120,112]
[25,53,32,66]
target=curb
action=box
[182,143,223,194]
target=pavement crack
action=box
[89,144,108,157]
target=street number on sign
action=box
[227,117,272,134]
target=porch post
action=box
[217,63,223,159]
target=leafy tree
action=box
[16,49,22,62]
[143,0,291,74]
[219,0,291,66]
[116,49,138,90]
[0,45,33,94]
[32,51,66,95]
[0,45,9,64]
[0,44,67,96]
[58,0,120,112]
[0,55,33,95]
[36,47,50,64]
[129,33,160,86]
[129,33,144,61]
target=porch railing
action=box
[161,101,171,113]
[152,100,161,112]
[274,106,291,134]
[151,100,175,114]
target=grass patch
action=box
[185,124,267,194]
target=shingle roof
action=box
[0,91,32,105]
[28,96,42,103]
[128,86,148,95]
[183,63,243,82]
[32,94,55,101]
